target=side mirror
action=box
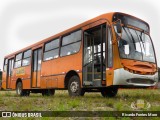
[115,20,122,33]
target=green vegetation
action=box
[0,89,160,120]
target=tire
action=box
[24,91,30,96]
[42,89,55,96]
[101,87,118,97]
[16,82,29,96]
[68,75,84,96]
[80,89,85,96]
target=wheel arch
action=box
[16,78,22,88]
[64,70,80,89]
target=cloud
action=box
[0,0,160,69]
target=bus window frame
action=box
[14,52,23,68]
[43,37,60,62]
[60,29,82,57]
[3,58,8,72]
[107,26,113,68]
[22,49,32,67]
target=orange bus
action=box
[1,12,158,97]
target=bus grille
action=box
[126,78,155,85]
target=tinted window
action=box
[33,50,37,71]
[33,49,42,71]
[60,30,81,57]
[21,49,31,66]
[15,61,22,68]
[3,59,8,72]
[43,38,60,61]
[38,49,42,70]
[16,53,22,61]
[23,49,31,58]
[113,14,149,32]
[3,65,7,72]
[61,41,81,56]
[5,59,8,65]
[45,39,59,51]
[22,58,31,66]
[15,53,22,68]
[43,49,59,61]
[108,28,113,67]
[62,30,81,45]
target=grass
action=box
[0,89,160,120]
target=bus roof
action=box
[4,12,149,58]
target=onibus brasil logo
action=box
[131,99,151,110]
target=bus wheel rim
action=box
[17,85,21,94]
[70,81,79,93]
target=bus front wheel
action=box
[101,87,118,97]
[68,75,84,96]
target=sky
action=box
[0,0,160,70]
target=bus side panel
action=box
[32,72,37,87]
[57,75,65,88]
[11,80,16,89]
[11,66,31,89]
[41,75,59,88]
[22,79,31,89]
[2,72,6,89]
[41,47,82,89]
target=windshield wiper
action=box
[137,31,145,50]
[123,27,136,49]
[135,30,144,60]
[127,28,137,49]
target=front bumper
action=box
[113,68,158,87]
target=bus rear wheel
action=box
[101,87,118,97]
[68,75,84,96]
[42,89,55,96]
[16,82,30,96]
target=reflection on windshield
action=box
[116,27,155,63]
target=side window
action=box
[14,53,22,68]
[3,59,8,72]
[43,38,59,61]
[108,28,113,67]
[22,49,31,66]
[61,30,81,56]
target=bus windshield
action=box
[116,27,155,63]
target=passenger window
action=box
[61,42,81,56]
[14,53,22,68]
[3,59,8,72]
[15,53,22,61]
[43,38,59,61]
[62,30,81,45]
[22,49,31,66]
[60,30,81,57]
[45,39,59,51]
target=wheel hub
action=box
[70,81,79,93]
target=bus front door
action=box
[6,58,14,89]
[83,24,106,87]
[32,48,42,88]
